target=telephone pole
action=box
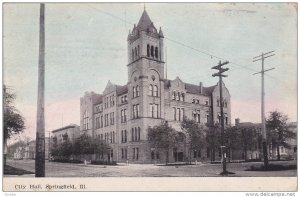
[253,50,275,169]
[212,60,229,175]
[35,3,45,177]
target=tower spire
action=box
[144,3,146,11]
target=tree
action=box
[181,118,205,164]
[224,126,240,162]
[205,123,221,162]
[148,121,178,164]
[4,86,25,140]
[3,86,25,165]
[73,133,94,155]
[266,111,295,161]
[93,138,111,161]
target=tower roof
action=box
[137,10,154,31]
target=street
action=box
[5,159,297,177]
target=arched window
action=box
[176,92,179,101]
[153,85,158,97]
[151,46,154,57]
[172,92,176,100]
[136,85,140,97]
[147,44,150,57]
[155,47,158,59]
[149,84,153,96]
[133,86,136,98]
[182,93,185,102]
[177,92,181,101]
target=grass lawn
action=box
[4,165,34,175]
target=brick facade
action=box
[80,10,231,163]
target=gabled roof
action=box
[202,85,217,95]
[116,85,128,96]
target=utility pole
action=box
[253,51,275,169]
[35,3,45,177]
[212,60,229,175]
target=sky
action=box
[3,3,297,142]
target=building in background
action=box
[51,124,80,145]
[80,10,231,163]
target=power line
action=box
[86,5,291,88]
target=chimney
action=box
[235,118,240,126]
[199,82,203,94]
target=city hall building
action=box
[80,10,231,163]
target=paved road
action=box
[6,159,297,177]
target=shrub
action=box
[90,160,117,165]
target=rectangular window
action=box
[177,108,180,121]
[173,107,176,121]
[225,116,228,125]
[125,130,127,142]
[100,116,103,128]
[112,112,114,125]
[131,129,134,142]
[181,108,184,120]
[136,148,139,160]
[154,104,158,118]
[133,148,135,160]
[124,109,127,122]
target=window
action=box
[149,85,153,96]
[205,101,209,106]
[155,47,158,59]
[225,116,228,125]
[176,92,180,101]
[133,86,136,98]
[196,99,199,104]
[218,114,221,123]
[135,47,137,59]
[133,104,139,119]
[150,104,159,118]
[138,45,140,57]
[181,108,185,120]
[121,97,124,103]
[133,148,139,160]
[131,128,134,141]
[136,85,140,97]
[173,107,176,121]
[153,85,158,97]
[181,93,185,102]
[100,116,103,128]
[206,114,209,123]
[113,131,115,143]
[147,44,150,57]
[138,127,140,141]
[95,117,100,129]
[172,92,176,100]
[224,101,228,108]
[83,111,89,130]
[217,100,220,107]
[151,46,154,57]
[121,148,127,159]
[177,108,180,121]
[192,99,195,103]
[124,95,127,102]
